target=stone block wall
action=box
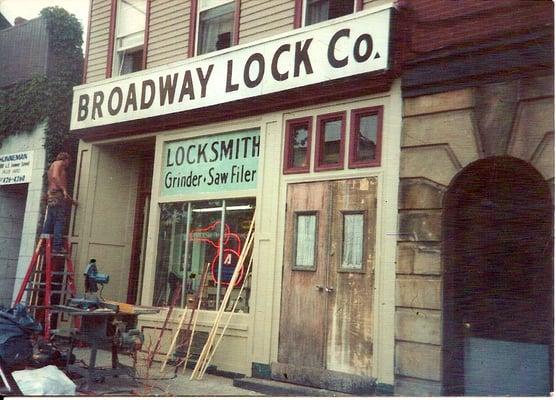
[394,76,554,395]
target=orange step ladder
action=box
[14,234,78,338]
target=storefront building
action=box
[68,0,553,396]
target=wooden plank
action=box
[278,181,329,368]
[325,178,376,376]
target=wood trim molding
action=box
[142,0,152,69]
[82,0,94,83]
[293,0,303,29]
[188,0,199,58]
[106,0,118,78]
[233,0,241,46]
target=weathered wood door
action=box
[278,178,377,376]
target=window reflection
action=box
[154,198,255,312]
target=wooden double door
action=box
[278,178,377,377]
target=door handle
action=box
[316,285,324,291]
[325,286,335,293]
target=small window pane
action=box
[355,114,378,162]
[291,125,309,168]
[342,213,364,270]
[322,119,342,165]
[117,48,143,75]
[295,214,317,269]
[306,0,354,26]
[117,0,146,39]
[198,2,234,55]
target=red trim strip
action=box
[314,111,346,172]
[233,0,241,45]
[188,0,198,58]
[106,0,118,78]
[82,0,94,83]
[355,0,363,12]
[142,0,152,69]
[348,106,383,169]
[293,0,303,29]
[283,116,313,174]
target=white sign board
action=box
[71,7,391,130]
[0,151,34,185]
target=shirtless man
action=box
[42,152,77,253]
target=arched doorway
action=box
[442,156,553,396]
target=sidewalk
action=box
[70,348,262,396]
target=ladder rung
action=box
[25,288,74,295]
[26,283,68,288]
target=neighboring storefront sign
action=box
[71,7,392,130]
[161,129,259,196]
[0,151,33,185]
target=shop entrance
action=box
[442,157,553,396]
[278,177,377,381]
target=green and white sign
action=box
[161,129,260,196]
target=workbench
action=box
[55,304,158,390]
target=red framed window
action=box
[315,111,345,171]
[108,0,148,78]
[348,106,383,168]
[294,0,363,28]
[189,0,240,57]
[284,117,312,174]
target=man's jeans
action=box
[42,205,66,251]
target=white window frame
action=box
[301,0,357,27]
[113,0,147,76]
[195,0,236,56]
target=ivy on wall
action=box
[0,7,83,163]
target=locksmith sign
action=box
[71,7,391,130]
[161,129,259,196]
[0,151,33,185]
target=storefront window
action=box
[154,198,255,312]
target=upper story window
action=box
[296,0,361,28]
[196,0,237,55]
[113,0,147,76]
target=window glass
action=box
[305,0,354,26]
[154,198,255,312]
[198,0,235,55]
[292,125,309,168]
[294,214,317,270]
[355,114,378,162]
[321,118,342,165]
[342,213,364,270]
[114,0,146,75]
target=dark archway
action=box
[442,156,553,396]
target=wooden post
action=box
[190,217,255,379]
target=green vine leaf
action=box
[0,6,83,163]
